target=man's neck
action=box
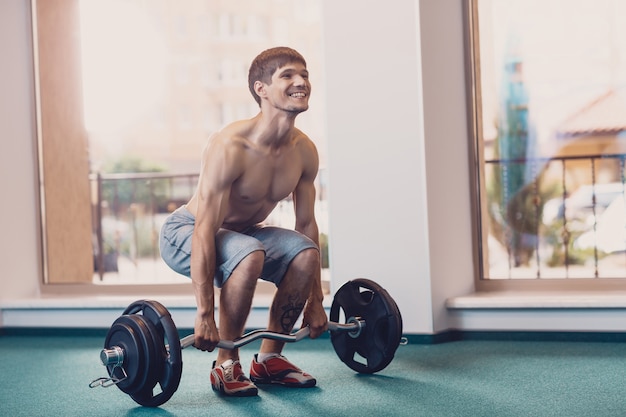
[251,111,297,149]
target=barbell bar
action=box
[100,318,365,368]
[90,278,403,407]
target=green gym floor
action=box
[1,330,626,417]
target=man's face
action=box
[265,62,311,114]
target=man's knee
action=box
[238,250,265,277]
[289,248,320,278]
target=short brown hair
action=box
[248,47,307,106]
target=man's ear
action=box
[253,80,266,100]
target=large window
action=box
[33,0,328,286]
[469,0,626,280]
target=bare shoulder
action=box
[197,121,255,189]
[292,128,317,155]
[206,120,251,150]
[293,128,319,177]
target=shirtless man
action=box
[160,47,328,397]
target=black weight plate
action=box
[124,300,183,407]
[128,315,162,395]
[103,315,157,395]
[329,278,403,374]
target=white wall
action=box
[323,0,433,331]
[0,0,41,300]
[418,0,476,332]
[323,0,474,333]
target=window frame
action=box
[32,0,329,295]
[464,0,626,292]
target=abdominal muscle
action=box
[186,192,280,233]
[221,201,279,232]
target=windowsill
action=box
[447,290,626,309]
[1,268,332,330]
[0,293,333,310]
[30,274,331,305]
[0,280,333,329]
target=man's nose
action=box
[293,75,307,86]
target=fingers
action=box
[303,316,328,339]
[306,326,323,339]
[307,327,320,339]
[194,316,220,351]
[193,334,219,352]
[302,302,328,339]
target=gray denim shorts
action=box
[159,206,318,288]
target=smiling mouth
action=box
[289,92,307,98]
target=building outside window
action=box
[36,0,327,285]
[469,0,626,280]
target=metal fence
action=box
[484,153,626,279]
[89,171,330,282]
[90,172,199,281]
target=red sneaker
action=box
[250,354,316,388]
[210,360,258,397]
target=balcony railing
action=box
[484,153,626,279]
[90,172,199,281]
[89,171,329,283]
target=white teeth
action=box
[290,92,306,98]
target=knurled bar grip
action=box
[179,320,362,350]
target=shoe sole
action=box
[250,375,316,388]
[211,381,258,397]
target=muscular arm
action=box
[190,136,243,350]
[293,138,320,242]
[293,178,323,302]
[293,138,327,336]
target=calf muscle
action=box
[278,292,306,333]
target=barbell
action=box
[89,278,403,407]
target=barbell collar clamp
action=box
[99,345,124,367]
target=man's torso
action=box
[187,122,311,231]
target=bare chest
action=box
[232,154,302,204]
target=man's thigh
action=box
[247,226,318,286]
